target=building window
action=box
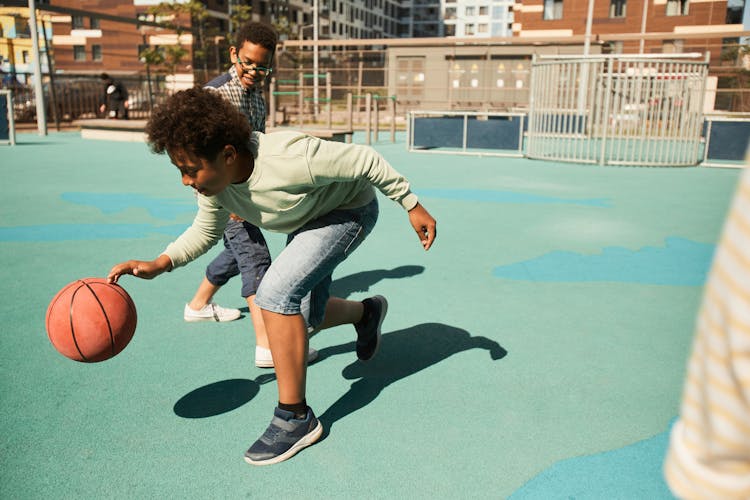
[478,23,488,33]
[609,0,626,17]
[662,39,684,53]
[445,24,456,36]
[543,0,563,20]
[92,45,102,61]
[479,6,488,16]
[396,56,425,99]
[465,6,475,16]
[90,17,100,29]
[465,23,475,35]
[721,37,741,65]
[72,15,84,29]
[665,0,688,16]
[73,45,86,61]
[445,7,456,19]
[22,50,29,63]
[726,2,743,23]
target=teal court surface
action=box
[0,130,743,498]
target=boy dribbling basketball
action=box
[108,87,436,465]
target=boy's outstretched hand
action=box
[107,255,173,283]
[408,202,437,251]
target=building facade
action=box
[512,0,744,56]
[1,7,52,84]
[442,0,515,38]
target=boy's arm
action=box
[162,197,229,267]
[308,138,436,250]
[108,197,229,282]
[408,202,437,251]
[307,138,417,209]
[107,254,172,283]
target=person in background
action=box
[99,73,128,119]
[181,21,321,369]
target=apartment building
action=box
[43,0,213,81]
[442,0,515,37]
[402,0,443,37]
[512,0,745,55]
[1,7,49,81]
[2,1,447,78]
[285,0,441,40]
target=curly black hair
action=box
[145,87,252,159]
[235,22,278,53]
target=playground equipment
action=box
[269,73,397,144]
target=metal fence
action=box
[3,73,168,125]
[526,53,709,166]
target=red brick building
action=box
[512,0,745,60]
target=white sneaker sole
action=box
[255,349,319,368]
[184,313,241,323]
[244,420,323,466]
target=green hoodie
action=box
[163,130,418,268]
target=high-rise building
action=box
[288,0,439,40]
[442,0,515,38]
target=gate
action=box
[527,53,709,166]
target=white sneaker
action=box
[255,346,319,368]
[184,303,242,322]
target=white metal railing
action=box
[527,53,710,166]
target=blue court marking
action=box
[510,422,676,499]
[494,237,714,286]
[61,192,195,220]
[0,223,188,242]
[417,189,611,207]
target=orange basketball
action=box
[45,278,137,362]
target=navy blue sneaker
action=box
[244,406,323,466]
[355,295,388,361]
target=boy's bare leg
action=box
[188,276,220,310]
[261,310,308,403]
[316,297,364,331]
[248,295,269,348]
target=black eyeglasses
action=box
[235,60,273,75]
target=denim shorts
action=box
[205,218,271,297]
[254,198,379,330]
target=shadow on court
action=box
[173,373,276,418]
[329,265,425,297]
[238,265,424,314]
[172,323,506,423]
[317,323,507,437]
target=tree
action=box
[146,1,212,82]
[272,15,294,42]
[227,3,253,47]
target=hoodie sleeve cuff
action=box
[400,192,419,211]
